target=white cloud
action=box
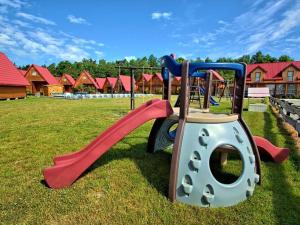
[0,15,105,63]
[67,15,90,25]
[234,0,300,53]
[151,12,172,20]
[0,0,26,13]
[95,51,104,58]
[178,53,193,59]
[217,20,228,25]
[124,56,136,61]
[29,30,64,46]
[186,0,300,57]
[0,33,17,46]
[12,19,31,27]
[0,0,25,8]
[286,37,300,43]
[16,12,56,25]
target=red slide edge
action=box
[253,136,289,163]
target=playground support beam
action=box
[115,65,161,110]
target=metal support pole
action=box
[130,68,135,110]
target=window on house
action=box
[255,72,261,82]
[287,84,296,96]
[32,70,37,76]
[287,71,294,81]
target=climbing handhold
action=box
[203,192,214,203]
[254,174,260,184]
[246,187,254,197]
[199,128,210,146]
[249,155,255,164]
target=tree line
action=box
[18,51,294,80]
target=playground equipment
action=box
[43,55,289,208]
[199,87,219,106]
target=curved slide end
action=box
[43,166,72,189]
[253,136,289,163]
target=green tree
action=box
[176,57,185,63]
[148,54,158,67]
[204,57,213,63]
[47,63,57,75]
[236,55,251,64]
[278,55,293,62]
[250,51,264,63]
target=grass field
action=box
[0,96,299,225]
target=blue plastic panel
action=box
[161,55,245,79]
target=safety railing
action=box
[270,96,300,136]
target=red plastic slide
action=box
[253,136,289,163]
[43,99,173,189]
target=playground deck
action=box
[0,97,299,224]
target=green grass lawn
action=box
[0,96,299,225]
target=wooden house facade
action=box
[0,52,29,99]
[246,62,300,97]
[171,76,181,94]
[103,77,118,93]
[152,73,163,94]
[24,64,61,96]
[136,74,153,94]
[59,73,75,93]
[74,71,99,93]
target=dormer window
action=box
[287,71,294,81]
[255,72,261,82]
[32,70,37,76]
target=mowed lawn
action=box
[0,96,300,225]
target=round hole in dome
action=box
[209,144,244,184]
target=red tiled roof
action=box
[174,76,181,81]
[55,76,62,83]
[119,75,135,92]
[63,73,75,86]
[31,64,59,85]
[142,74,153,82]
[246,61,300,81]
[0,52,29,86]
[95,77,106,89]
[18,69,27,76]
[209,70,224,82]
[154,73,163,81]
[107,77,117,88]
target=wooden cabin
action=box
[171,76,181,94]
[24,64,62,96]
[246,62,300,97]
[74,70,99,93]
[0,52,29,99]
[103,77,118,93]
[59,73,75,93]
[209,70,225,96]
[95,78,106,93]
[136,74,153,94]
[43,85,64,96]
[152,73,163,94]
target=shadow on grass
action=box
[263,109,300,224]
[77,138,172,196]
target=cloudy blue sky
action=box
[1,0,300,66]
